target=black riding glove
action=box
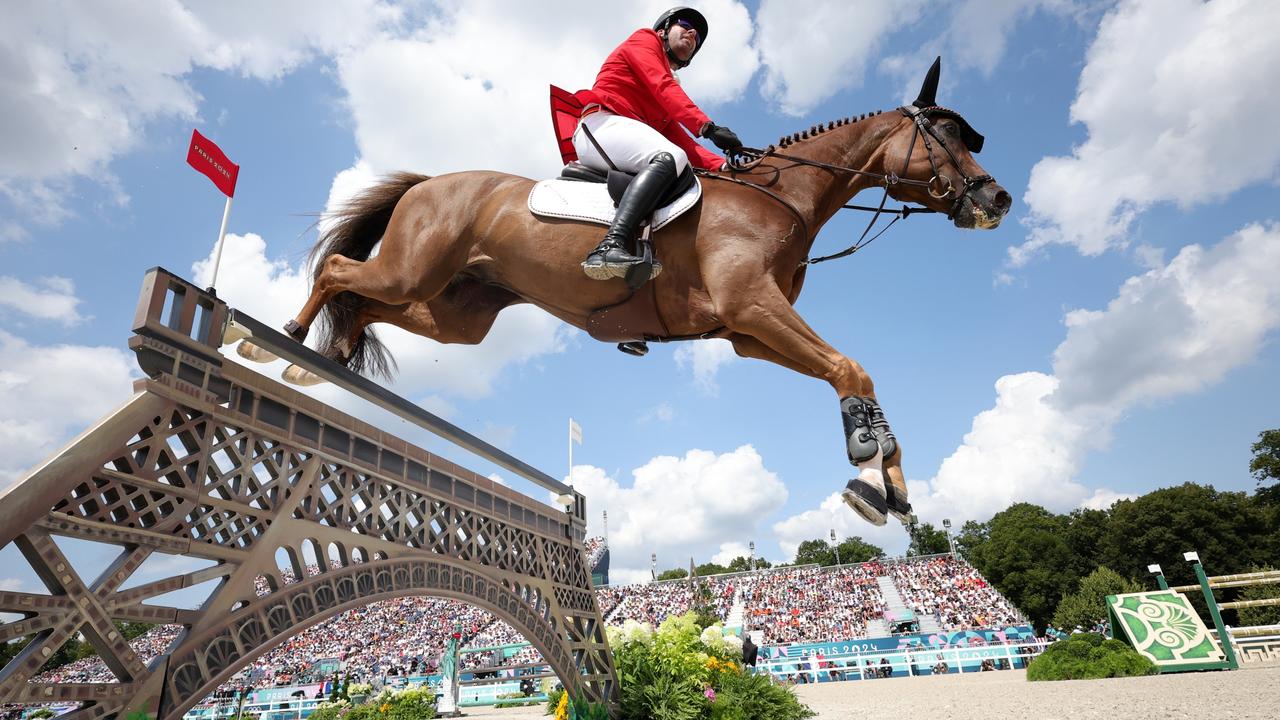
[702,122,742,153]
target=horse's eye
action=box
[944,122,959,136]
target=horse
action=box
[257,58,1011,527]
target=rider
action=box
[570,7,744,280]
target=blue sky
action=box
[2,0,1278,590]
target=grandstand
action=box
[24,544,1025,704]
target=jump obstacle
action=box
[0,268,618,717]
[1109,554,1280,671]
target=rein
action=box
[701,106,991,267]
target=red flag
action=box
[186,129,239,197]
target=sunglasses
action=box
[673,18,699,38]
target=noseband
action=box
[902,105,994,222]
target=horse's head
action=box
[884,57,1011,229]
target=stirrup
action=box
[617,341,649,356]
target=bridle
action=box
[700,105,993,267]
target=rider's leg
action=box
[581,152,678,279]
[572,112,688,280]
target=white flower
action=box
[700,626,726,652]
[723,633,744,654]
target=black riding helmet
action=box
[653,7,708,68]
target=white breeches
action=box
[572,110,690,175]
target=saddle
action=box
[526,164,704,356]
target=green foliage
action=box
[1026,633,1157,681]
[725,555,772,572]
[1236,566,1280,627]
[309,688,437,720]
[545,687,565,715]
[1098,484,1272,589]
[695,562,730,577]
[791,537,883,567]
[907,522,951,556]
[29,710,56,719]
[608,612,811,720]
[1251,429,1280,504]
[961,503,1078,630]
[1051,566,1142,631]
[708,670,814,720]
[657,568,689,581]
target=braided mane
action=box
[775,110,885,148]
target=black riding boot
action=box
[582,152,678,280]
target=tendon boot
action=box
[840,396,888,526]
[884,483,913,526]
[582,152,677,280]
[866,397,898,460]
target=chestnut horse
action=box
[267,59,1010,527]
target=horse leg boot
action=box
[867,398,912,525]
[581,152,676,281]
[840,396,889,526]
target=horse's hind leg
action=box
[288,182,474,342]
[283,281,518,385]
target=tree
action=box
[1235,568,1280,627]
[695,562,729,577]
[792,537,883,567]
[1062,508,1110,580]
[960,503,1078,631]
[792,539,833,567]
[1250,429,1280,505]
[907,522,950,556]
[655,568,688,581]
[836,537,885,564]
[724,555,772,573]
[1051,566,1142,631]
[1098,483,1271,590]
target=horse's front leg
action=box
[714,282,905,526]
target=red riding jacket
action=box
[551,28,724,171]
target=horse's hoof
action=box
[282,364,326,386]
[843,477,888,527]
[236,340,278,364]
[283,319,308,342]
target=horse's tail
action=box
[310,171,431,379]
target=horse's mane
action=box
[776,110,885,149]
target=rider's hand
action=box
[702,122,742,153]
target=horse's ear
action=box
[914,56,941,108]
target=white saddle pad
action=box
[527,176,701,230]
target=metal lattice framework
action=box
[0,268,617,718]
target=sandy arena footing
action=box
[452,662,1280,720]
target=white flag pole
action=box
[568,417,574,486]
[207,195,234,293]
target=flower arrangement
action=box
[590,612,813,720]
[306,686,436,720]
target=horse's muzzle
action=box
[953,183,1011,230]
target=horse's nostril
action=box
[993,189,1012,212]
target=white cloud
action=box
[336,1,756,179]
[640,401,675,423]
[711,541,751,566]
[0,276,86,325]
[1080,488,1137,511]
[1018,0,1280,263]
[756,0,927,116]
[0,578,22,592]
[674,339,738,394]
[772,491,908,561]
[0,0,402,224]
[778,221,1280,531]
[570,445,788,584]
[0,330,138,489]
